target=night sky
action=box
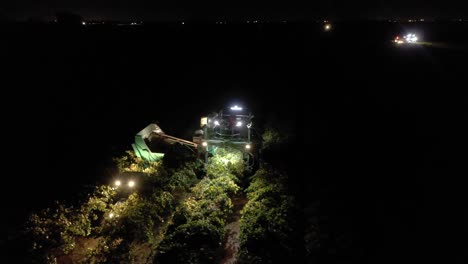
[2,1,468,21]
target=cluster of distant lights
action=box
[394,33,418,44]
[82,21,142,26]
[184,20,287,24]
[404,18,464,22]
[387,18,464,23]
[404,34,418,43]
[80,19,465,27]
[182,20,336,25]
[407,19,426,22]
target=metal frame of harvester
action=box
[132,105,254,168]
[194,105,254,167]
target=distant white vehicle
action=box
[394,33,419,44]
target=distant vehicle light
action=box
[202,142,208,147]
[404,33,418,43]
[82,21,86,26]
[115,180,121,187]
[128,181,135,188]
[236,121,243,127]
[395,33,418,44]
[230,105,243,111]
[324,24,331,31]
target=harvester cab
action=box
[197,105,255,168]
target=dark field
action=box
[2,21,467,263]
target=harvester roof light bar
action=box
[230,105,243,111]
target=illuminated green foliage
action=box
[237,167,299,264]
[26,137,310,264]
[27,185,117,260]
[156,147,243,264]
[27,150,201,263]
[262,127,282,149]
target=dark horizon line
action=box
[1,17,467,24]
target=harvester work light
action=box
[128,181,135,188]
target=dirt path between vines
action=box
[219,193,249,264]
